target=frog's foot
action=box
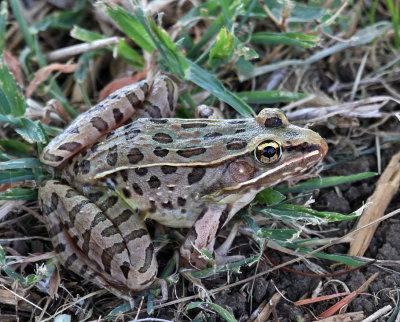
[39,180,158,300]
[194,105,224,119]
[214,222,244,266]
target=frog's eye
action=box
[254,140,282,164]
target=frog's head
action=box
[213,108,328,199]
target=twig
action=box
[45,37,120,62]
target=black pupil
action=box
[262,145,277,158]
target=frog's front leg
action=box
[39,180,159,300]
[180,203,232,268]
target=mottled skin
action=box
[39,75,328,301]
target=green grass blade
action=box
[188,61,254,117]
[0,58,26,117]
[277,172,377,194]
[103,4,155,52]
[186,302,237,322]
[0,2,7,54]
[0,188,37,201]
[237,90,307,104]
[250,32,318,48]
[0,158,41,170]
[0,170,35,184]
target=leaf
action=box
[26,63,81,98]
[251,32,318,48]
[0,2,8,54]
[0,158,41,170]
[240,21,392,80]
[237,90,308,104]
[0,170,35,184]
[255,188,286,204]
[15,118,47,144]
[277,172,377,194]
[186,302,237,322]
[188,60,254,117]
[0,188,37,201]
[209,28,234,62]
[103,4,155,53]
[0,140,33,157]
[0,58,26,117]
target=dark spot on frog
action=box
[120,262,130,279]
[120,170,128,182]
[106,130,116,139]
[65,189,79,198]
[106,145,118,166]
[88,191,104,202]
[177,197,186,207]
[101,225,119,238]
[133,183,143,196]
[80,160,91,174]
[154,147,169,158]
[91,142,99,153]
[122,188,131,198]
[264,117,283,128]
[125,128,141,140]
[135,167,148,176]
[188,167,206,185]
[113,108,124,124]
[149,200,157,213]
[65,253,78,267]
[140,81,149,93]
[181,209,186,214]
[58,141,82,152]
[150,119,168,124]
[226,139,247,150]
[229,120,247,124]
[73,161,79,175]
[177,147,206,158]
[80,150,87,157]
[203,132,223,139]
[102,242,125,273]
[285,142,319,153]
[162,201,173,209]
[181,122,208,129]
[126,91,140,107]
[138,244,154,273]
[67,126,80,134]
[90,116,109,133]
[127,148,144,164]
[79,265,88,275]
[152,132,173,143]
[218,204,232,230]
[101,196,118,209]
[143,102,161,118]
[166,79,175,111]
[148,176,161,189]
[55,243,66,253]
[114,209,133,226]
[235,129,246,133]
[161,165,177,174]
[91,212,108,228]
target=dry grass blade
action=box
[316,311,364,322]
[247,292,284,322]
[348,151,400,257]
[317,273,378,319]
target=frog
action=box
[38,75,328,301]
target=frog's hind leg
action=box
[40,76,178,167]
[39,180,158,300]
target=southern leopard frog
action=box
[39,76,328,301]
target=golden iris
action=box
[254,140,282,163]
